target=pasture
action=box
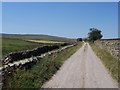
[2,34,75,58]
[28,40,65,44]
[2,34,78,89]
[2,38,44,58]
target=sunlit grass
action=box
[3,42,82,88]
[28,40,65,44]
[2,38,44,58]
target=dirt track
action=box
[42,43,118,88]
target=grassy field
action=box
[28,40,65,44]
[2,34,76,43]
[2,38,45,58]
[3,42,82,88]
[90,43,119,83]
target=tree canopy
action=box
[88,28,103,42]
[77,38,82,42]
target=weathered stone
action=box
[1,43,77,83]
[95,39,120,58]
[3,45,61,65]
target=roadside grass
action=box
[3,42,83,88]
[28,40,65,44]
[90,43,119,83]
[2,38,45,58]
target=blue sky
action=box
[2,2,118,39]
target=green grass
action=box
[2,38,45,58]
[28,40,65,44]
[2,34,76,43]
[90,43,119,83]
[3,42,82,89]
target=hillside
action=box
[2,34,76,43]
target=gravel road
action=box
[42,43,118,88]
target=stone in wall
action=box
[3,45,60,65]
[95,39,120,58]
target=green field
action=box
[28,40,65,44]
[3,42,82,88]
[2,38,45,58]
[2,34,76,58]
[2,34,76,43]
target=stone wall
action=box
[94,39,120,58]
[2,43,69,65]
[0,43,77,86]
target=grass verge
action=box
[3,42,82,89]
[90,43,119,83]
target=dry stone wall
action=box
[95,39,120,58]
[2,44,69,65]
[0,43,77,86]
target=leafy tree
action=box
[77,38,82,42]
[83,38,88,42]
[88,28,103,42]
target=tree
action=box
[83,38,88,42]
[77,38,82,42]
[88,28,103,42]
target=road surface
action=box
[42,43,118,88]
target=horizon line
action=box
[1,33,119,39]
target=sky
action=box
[2,2,118,39]
[2,0,120,2]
